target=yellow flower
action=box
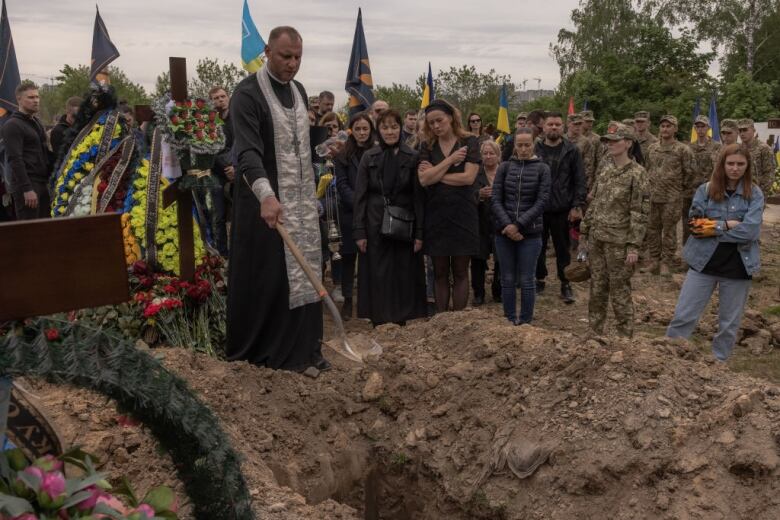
[67,180,76,189]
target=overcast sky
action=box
[12,0,579,104]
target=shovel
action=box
[275,223,382,364]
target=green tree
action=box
[374,81,423,113]
[154,58,247,99]
[39,64,149,124]
[719,71,778,120]
[435,65,514,119]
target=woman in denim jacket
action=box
[667,144,764,361]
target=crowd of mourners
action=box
[1,75,774,363]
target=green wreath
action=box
[0,319,253,520]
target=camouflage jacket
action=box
[636,132,658,161]
[645,140,695,203]
[687,139,721,197]
[745,139,776,194]
[581,131,602,189]
[581,159,650,253]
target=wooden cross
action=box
[136,57,196,281]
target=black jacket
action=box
[212,112,234,185]
[491,157,551,236]
[534,138,586,213]
[49,114,71,157]
[0,111,51,192]
[353,144,424,242]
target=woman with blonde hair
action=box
[666,144,765,361]
[472,139,502,304]
[418,99,481,312]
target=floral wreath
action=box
[151,95,225,158]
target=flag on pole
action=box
[90,6,120,83]
[496,84,511,135]
[0,0,20,118]
[567,96,575,116]
[241,0,265,73]
[708,94,720,142]
[345,8,375,115]
[582,99,589,111]
[689,97,701,143]
[421,62,434,109]
[774,137,780,168]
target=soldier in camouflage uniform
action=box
[684,115,721,242]
[643,115,694,276]
[580,124,650,337]
[634,111,658,160]
[738,118,776,195]
[580,110,601,189]
[720,119,739,145]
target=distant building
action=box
[513,89,556,105]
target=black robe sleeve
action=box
[230,88,269,188]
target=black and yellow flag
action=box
[90,6,119,83]
[344,8,375,116]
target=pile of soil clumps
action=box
[32,307,780,519]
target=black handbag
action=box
[378,171,415,242]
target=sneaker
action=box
[331,287,345,303]
[560,283,575,304]
[536,279,546,294]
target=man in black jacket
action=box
[49,96,81,156]
[205,86,234,256]
[1,82,52,220]
[534,111,586,303]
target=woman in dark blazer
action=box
[353,110,427,326]
[334,112,375,319]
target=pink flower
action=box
[33,455,63,473]
[133,504,155,518]
[95,494,130,517]
[40,471,66,499]
[76,485,104,511]
[21,465,44,484]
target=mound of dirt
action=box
[32,306,780,519]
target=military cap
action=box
[580,110,595,121]
[720,119,738,131]
[621,118,636,128]
[737,118,754,129]
[634,111,650,121]
[568,113,583,123]
[694,115,710,126]
[516,112,528,120]
[601,123,634,141]
[659,115,678,126]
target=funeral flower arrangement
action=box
[0,450,178,520]
[51,113,125,217]
[152,96,225,157]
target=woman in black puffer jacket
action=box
[491,128,551,324]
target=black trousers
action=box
[471,256,501,299]
[535,210,571,283]
[12,181,51,221]
[341,253,357,299]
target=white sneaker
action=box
[331,287,345,303]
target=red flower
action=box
[185,100,193,108]
[97,181,108,193]
[132,260,149,276]
[208,112,216,122]
[163,284,178,294]
[143,303,162,318]
[133,292,150,303]
[45,328,60,341]
[139,276,154,289]
[170,115,180,125]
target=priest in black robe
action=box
[226,26,328,372]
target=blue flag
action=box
[345,8,375,115]
[0,0,19,118]
[421,62,434,108]
[90,6,119,82]
[241,0,265,73]
[689,97,701,143]
[708,94,720,143]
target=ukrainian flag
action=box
[708,94,719,142]
[345,8,375,115]
[689,97,701,143]
[496,84,511,135]
[241,0,265,73]
[421,62,434,109]
[0,0,20,119]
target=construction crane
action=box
[521,79,528,91]
[533,77,542,91]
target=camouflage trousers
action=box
[588,240,635,337]
[681,197,693,244]
[647,201,681,264]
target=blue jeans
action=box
[667,269,751,361]
[495,235,542,324]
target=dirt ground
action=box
[22,211,780,519]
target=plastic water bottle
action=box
[315,130,349,157]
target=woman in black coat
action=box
[353,110,427,326]
[334,112,375,319]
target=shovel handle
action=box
[275,223,329,299]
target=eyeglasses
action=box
[469,118,481,123]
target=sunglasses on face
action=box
[470,119,481,123]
